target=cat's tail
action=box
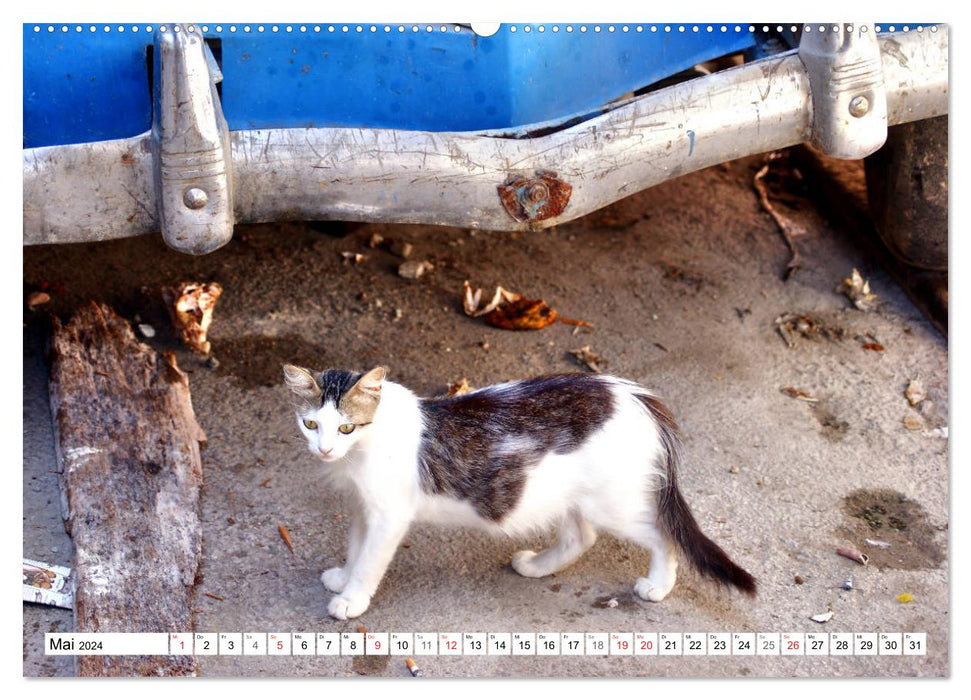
[636,394,757,597]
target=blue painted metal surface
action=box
[24,24,756,148]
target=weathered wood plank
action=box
[49,302,205,676]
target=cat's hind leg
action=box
[627,528,678,602]
[512,511,597,578]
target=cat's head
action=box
[283,364,387,462]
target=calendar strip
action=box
[45,632,927,656]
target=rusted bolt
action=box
[525,183,549,204]
[183,187,209,209]
[497,170,572,224]
[848,95,870,118]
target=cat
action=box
[283,364,756,620]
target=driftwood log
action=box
[49,302,205,676]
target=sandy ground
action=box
[22,151,948,678]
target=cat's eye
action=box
[302,419,318,430]
[338,423,356,435]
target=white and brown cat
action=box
[283,365,755,620]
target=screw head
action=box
[848,95,870,118]
[525,183,549,204]
[183,187,209,209]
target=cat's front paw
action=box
[634,576,674,602]
[327,592,371,620]
[321,567,349,593]
[511,550,545,578]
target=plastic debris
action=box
[897,593,914,604]
[603,598,619,608]
[842,577,853,591]
[810,611,834,624]
[23,559,74,608]
[921,426,948,439]
[836,547,869,566]
[837,269,878,311]
[865,539,892,548]
[162,282,223,355]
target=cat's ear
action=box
[340,367,387,423]
[283,364,321,401]
[355,366,387,398]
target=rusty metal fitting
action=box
[497,170,572,224]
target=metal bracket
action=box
[798,24,888,159]
[153,25,234,254]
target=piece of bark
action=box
[48,302,206,677]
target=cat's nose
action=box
[318,447,333,457]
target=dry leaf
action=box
[162,282,223,355]
[837,269,878,311]
[462,281,590,331]
[569,346,604,373]
[278,525,295,554]
[781,387,818,402]
[447,378,472,396]
[485,296,557,330]
[903,414,923,431]
[905,378,927,406]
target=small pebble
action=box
[794,575,805,585]
[26,291,51,310]
[398,260,432,279]
[903,414,923,431]
[138,323,156,338]
[390,240,414,259]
